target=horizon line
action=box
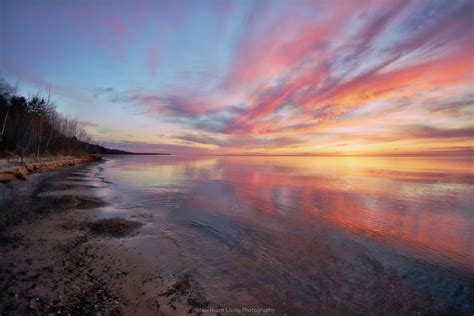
[110,153,474,158]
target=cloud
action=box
[99,139,210,155]
[427,97,474,114]
[214,0,474,137]
[405,126,474,139]
[70,5,138,61]
[6,0,471,155]
[111,92,209,116]
[176,133,307,149]
[81,121,99,128]
[93,87,115,98]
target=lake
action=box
[94,155,474,314]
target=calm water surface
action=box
[96,156,474,314]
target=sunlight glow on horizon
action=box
[1,0,473,155]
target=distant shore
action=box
[0,160,211,315]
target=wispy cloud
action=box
[1,0,472,154]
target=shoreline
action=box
[0,161,211,315]
[0,155,101,182]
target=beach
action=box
[0,160,210,315]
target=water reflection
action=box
[101,155,474,313]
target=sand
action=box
[0,161,212,315]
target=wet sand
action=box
[0,162,211,315]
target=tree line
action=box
[0,78,94,161]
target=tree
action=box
[0,78,94,160]
[0,79,16,143]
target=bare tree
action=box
[44,109,58,154]
[0,81,18,143]
[17,117,34,163]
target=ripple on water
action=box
[95,155,474,314]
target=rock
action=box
[14,171,27,180]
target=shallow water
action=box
[95,155,474,314]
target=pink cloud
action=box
[110,15,129,38]
[70,7,136,62]
[216,0,473,138]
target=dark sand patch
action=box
[41,183,99,191]
[68,172,92,177]
[0,233,23,248]
[60,219,90,232]
[89,218,143,238]
[0,195,108,232]
[49,180,105,189]
[34,195,107,211]
[62,176,96,182]
[1,195,103,238]
[0,161,107,232]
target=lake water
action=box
[95,155,474,314]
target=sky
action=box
[1,0,473,155]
